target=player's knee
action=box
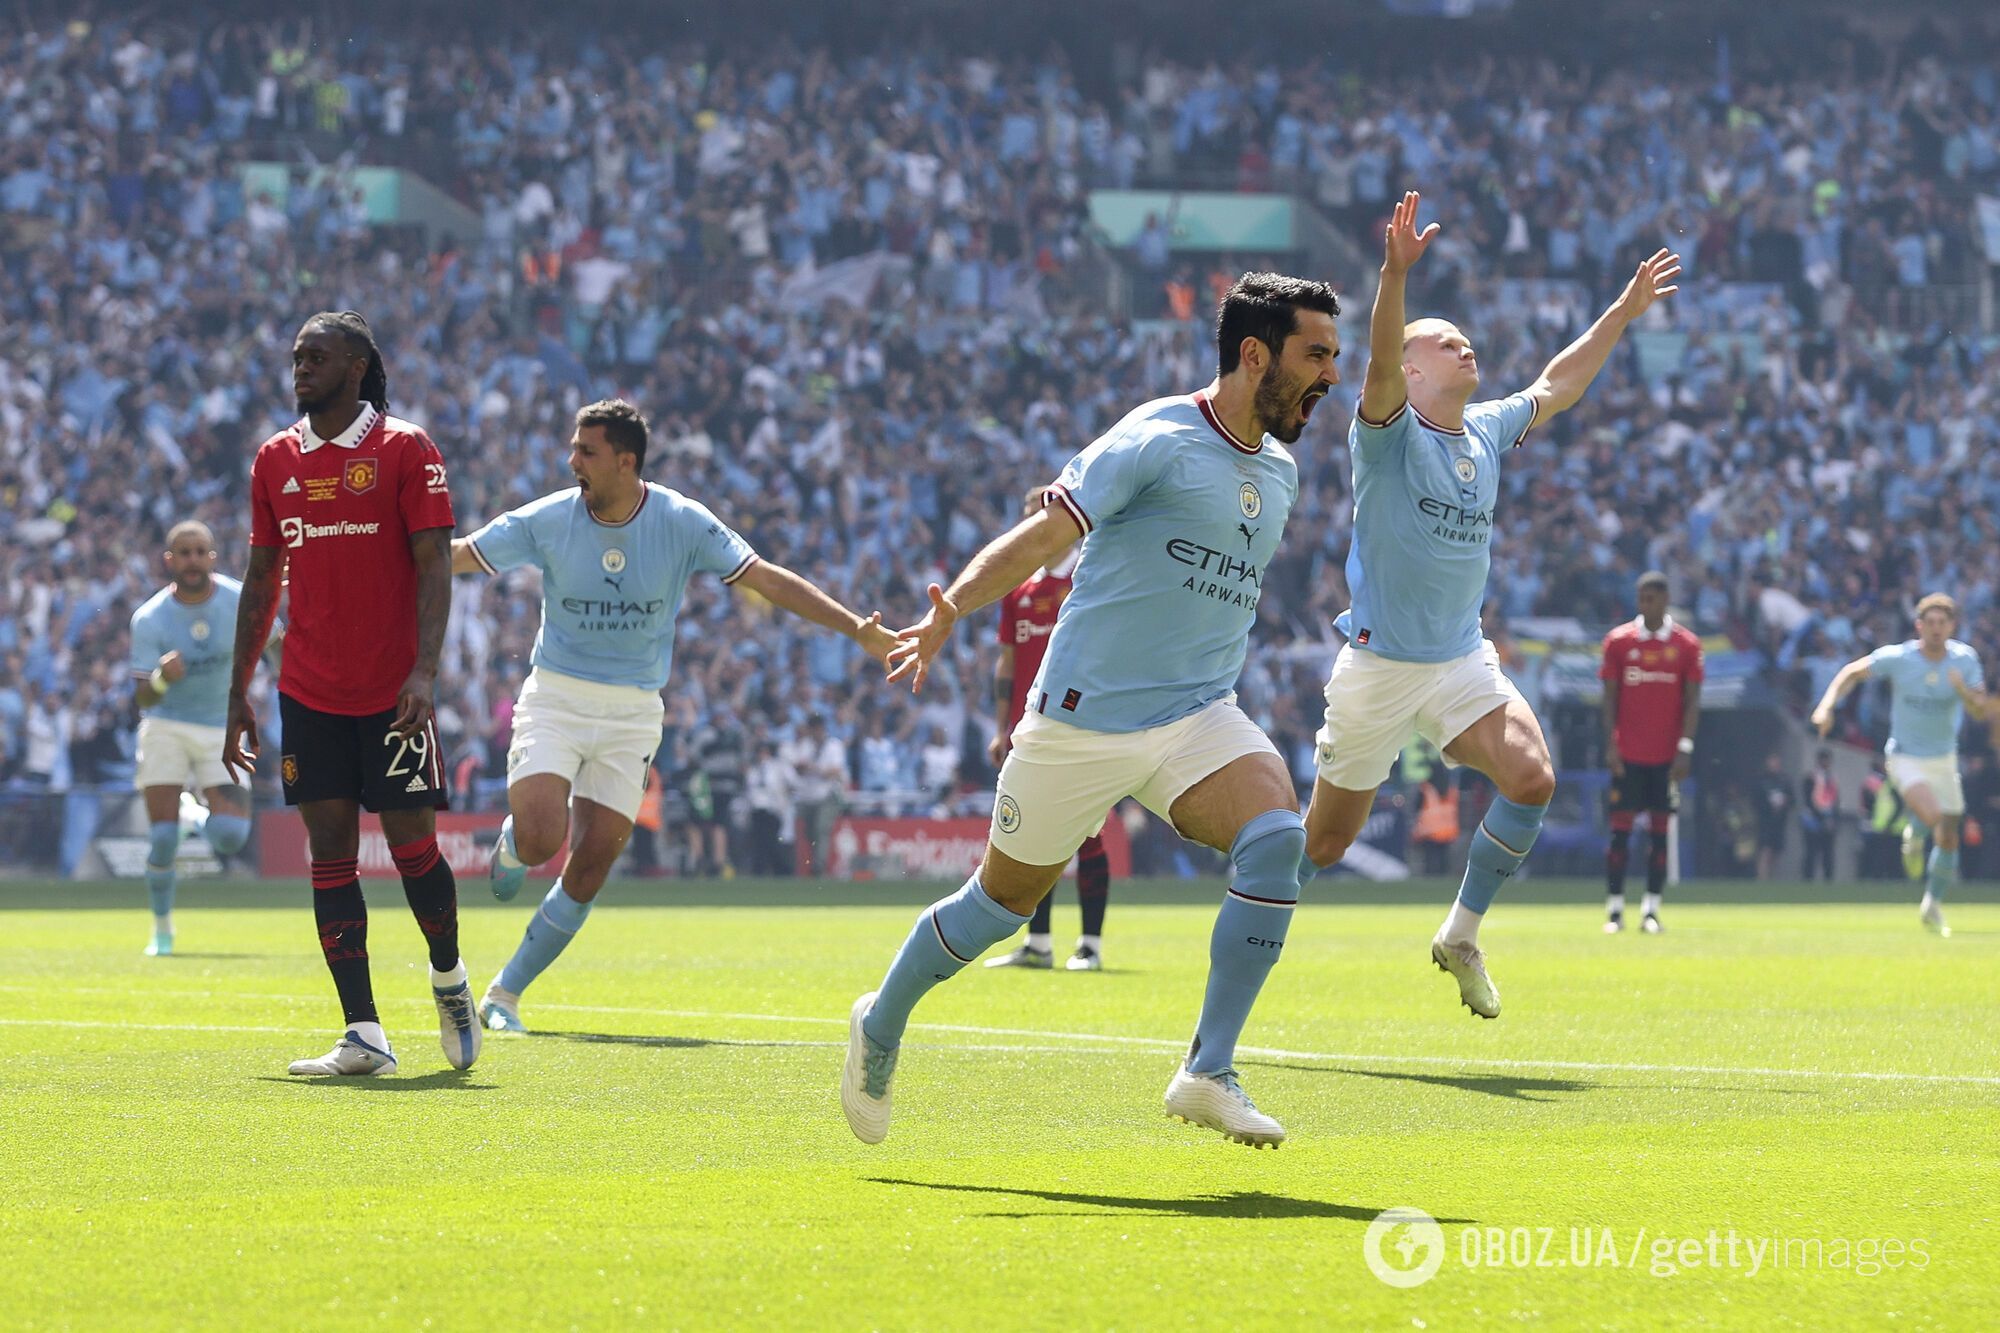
[1507,763,1556,808]
[514,821,566,867]
[1304,824,1352,870]
[147,820,180,870]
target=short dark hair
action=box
[1637,570,1670,595]
[575,399,649,469]
[1215,272,1341,375]
[302,310,388,410]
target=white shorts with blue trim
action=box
[1886,752,1964,817]
[507,668,664,822]
[1314,640,1524,791]
[134,716,232,792]
[990,695,1278,866]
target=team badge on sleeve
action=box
[342,459,379,494]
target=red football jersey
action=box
[249,406,455,715]
[997,564,1072,733]
[1600,618,1705,765]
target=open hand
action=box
[1613,248,1682,322]
[1383,190,1440,275]
[886,584,959,694]
[853,612,896,666]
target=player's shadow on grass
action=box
[1256,1064,1596,1103]
[867,1178,1474,1224]
[256,1071,494,1091]
[531,1029,816,1050]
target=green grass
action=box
[4,879,1997,1330]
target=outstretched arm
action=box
[1812,657,1873,736]
[223,545,284,783]
[733,560,894,664]
[888,504,1079,693]
[1524,249,1681,422]
[449,537,488,575]
[1359,190,1438,425]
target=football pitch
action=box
[3,878,1995,1330]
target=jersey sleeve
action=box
[1865,642,1906,674]
[1962,649,1985,690]
[398,431,456,533]
[1685,632,1706,683]
[683,499,759,584]
[1045,426,1156,534]
[1598,631,1621,680]
[1467,391,1540,449]
[1348,399,1418,461]
[127,609,160,677]
[464,507,544,575]
[248,447,281,548]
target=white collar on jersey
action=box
[298,403,380,454]
[1632,615,1677,642]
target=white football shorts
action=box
[1314,640,1525,791]
[991,694,1279,866]
[507,668,664,822]
[134,716,232,792]
[1886,752,1964,817]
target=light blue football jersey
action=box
[1336,393,1538,663]
[466,483,758,690]
[128,575,241,727]
[1032,392,1297,733]
[1866,639,1984,758]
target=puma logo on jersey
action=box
[1236,522,1259,549]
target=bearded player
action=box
[1301,191,1680,1017]
[225,311,479,1077]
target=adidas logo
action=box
[405,775,429,793]
[281,477,301,494]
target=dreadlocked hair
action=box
[305,310,389,411]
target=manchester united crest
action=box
[282,755,299,785]
[342,458,379,494]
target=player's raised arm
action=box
[1360,190,1437,425]
[1811,654,1874,736]
[887,503,1078,693]
[223,545,283,784]
[732,559,894,664]
[1522,249,1681,423]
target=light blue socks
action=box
[145,821,179,919]
[1457,796,1549,915]
[498,880,592,995]
[205,813,252,857]
[1926,846,1957,903]
[862,875,1029,1049]
[1187,810,1306,1076]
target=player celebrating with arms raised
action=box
[128,521,258,956]
[1814,593,1992,936]
[455,399,894,1033]
[1301,192,1680,1017]
[225,311,479,1077]
[844,273,1341,1149]
[1599,571,1703,934]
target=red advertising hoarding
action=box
[803,816,1132,881]
[257,810,563,879]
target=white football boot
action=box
[288,1031,397,1077]
[1164,1064,1285,1148]
[1431,934,1501,1019]
[480,979,528,1033]
[841,992,897,1144]
[432,966,482,1070]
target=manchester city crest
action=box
[1239,482,1262,519]
[1454,457,1477,483]
[996,795,1022,834]
[190,620,210,641]
[602,548,627,574]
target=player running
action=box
[983,488,1114,973]
[843,272,1341,1149]
[1813,593,1992,936]
[128,521,258,956]
[1301,191,1680,1017]
[1599,571,1703,934]
[454,399,894,1033]
[224,311,479,1078]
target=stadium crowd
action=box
[0,3,1996,874]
